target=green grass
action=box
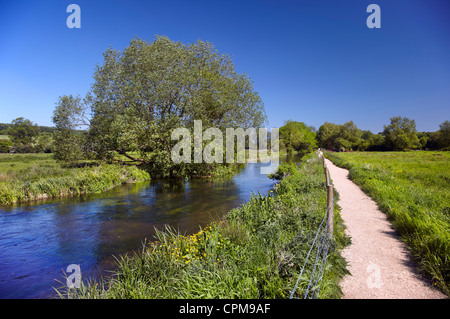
[325,151,450,295]
[0,135,10,140]
[56,154,350,299]
[0,153,150,205]
[0,152,242,205]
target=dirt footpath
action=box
[325,159,445,299]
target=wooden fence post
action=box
[326,183,334,237]
[320,151,333,238]
[323,162,330,186]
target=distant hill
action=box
[0,123,57,135]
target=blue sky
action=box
[0,0,449,133]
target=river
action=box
[0,156,301,298]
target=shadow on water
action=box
[0,155,303,298]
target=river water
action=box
[0,157,301,298]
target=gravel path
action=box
[325,158,445,299]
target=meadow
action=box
[0,153,151,205]
[57,154,350,299]
[325,151,450,295]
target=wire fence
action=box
[289,151,334,299]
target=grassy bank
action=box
[58,154,350,299]
[0,154,151,205]
[325,151,450,295]
[0,154,243,205]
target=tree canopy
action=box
[315,118,450,152]
[317,121,362,151]
[52,94,91,162]
[7,117,40,146]
[52,36,267,175]
[279,120,316,154]
[382,116,420,151]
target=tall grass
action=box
[57,154,350,299]
[325,151,449,295]
[0,154,150,205]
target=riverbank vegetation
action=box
[57,154,350,299]
[0,154,151,205]
[325,151,450,295]
[0,153,243,205]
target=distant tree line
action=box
[3,114,448,156]
[2,116,449,156]
[0,118,55,153]
[279,117,449,154]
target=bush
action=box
[268,162,298,180]
[0,139,12,153]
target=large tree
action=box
[53,36,267,175]
[317,121,362,151]
[317,122,340,150]
[7,117,40,146]
[382,116,420,151]
[52,94,91,162]
[279,120,317,154]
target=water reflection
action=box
[0,157,301,298]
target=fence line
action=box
[289,150,334,299]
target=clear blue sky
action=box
[1,0,449,133]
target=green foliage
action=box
[279,120,317,155]
[0,123,56,136]
[382,116,420,151]
[439,121,450,146]
[357,133,387,151]
[317,121,362,151]
[0,154,150,205]
[0,139,12,153]
[57,154,350,299]
[268,162,298,180]
[0,124,56,154]
[325,151,450,295]
[426,120,450,150]
[34,132,54,153]
[7,117,40,146]
[317,122,340,150]
[52,95,90,162]
[316,117,448,152]
[5,117,49,153]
